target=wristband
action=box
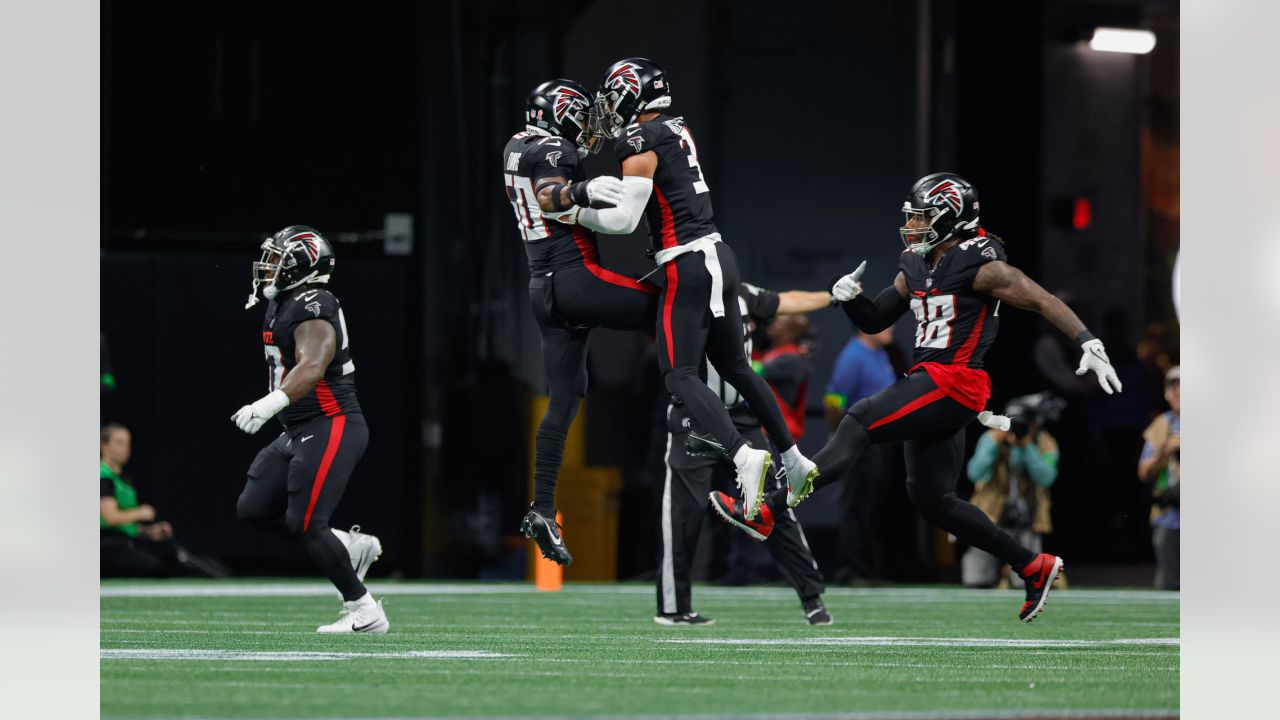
[256,389,291,418]
[1074,330,1096,345]
[541,183,569,212]
[568,181,591,208]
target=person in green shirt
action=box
[100,423,175,575]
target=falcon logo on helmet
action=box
[605,62,642,95]
[925,180,964,216]
[550,84,589,125]
[288,231,321,263]
[245,225,336,309]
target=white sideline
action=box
[100,581,1180,602]
[657,635,1180,649]
[146,711,1178,720]
[100,648,519,661]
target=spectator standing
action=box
[1138,366,1180,590]
[962,394,1062,588]
[823,327,898,583]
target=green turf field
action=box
[101,580,1178,719]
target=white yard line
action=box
[659,636,1179,649]
[135,710,1178,720]
[100,648,520,661]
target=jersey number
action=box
[910,295,956,349]
[265,345,285,391]
[504,173,550,242]
[679,129,710,194]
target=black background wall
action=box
[103,0,1177,579]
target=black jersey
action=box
[503,132,604,277]
[613,114,717,252]
[899,236,1007,369]
[262,287,362,429]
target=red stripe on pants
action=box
[663,262,679,366]
[867,388,948,430]
[303,414,346,533]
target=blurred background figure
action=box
[962,393,1065,589]
[758,314,816,442]
[100,424,226,578]
[824,327,901,584]
[1138,365,1179,590]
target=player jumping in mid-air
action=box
[577,57,818,522]
[232,225,388,633]
[503,79,659,565]
[712,173,1122,622]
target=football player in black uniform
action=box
[713,174,1122,622]
[578,57,818,523]
[232,226,388,633]
[658,282,834,626]
[503,79,660,565]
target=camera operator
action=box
[962,393,1065,588]
[1138,366,1179,590]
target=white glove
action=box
[1076,339,1123,395]
[231,390,290,434]
[977,410,1012,432]
[831,261,867,302]
[576,176,625,207]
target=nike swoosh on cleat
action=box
[352,619,381,632]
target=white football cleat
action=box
[784,453,820,507]
[733,446,773,520]
[332,525,383,582]
[316,597,389,634]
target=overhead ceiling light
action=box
[1089,27,1157,54]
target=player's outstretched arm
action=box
[973,260,1122,394]
[835,265,910,333]
[576,152,655,235]
[777,290,836,315]
[230,319,338,434]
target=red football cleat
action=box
[1018,553,1065,622]
[708,491,774,541]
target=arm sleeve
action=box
[577,176,653,235]
[841,285,909,333]
[101,477,115,498]
[967,432,1000,484]
[741,283,781,322]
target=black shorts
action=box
[529,264,658,396]
[242,413,369,535]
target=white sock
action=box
[732,444,753,468]
[781,445,802,466]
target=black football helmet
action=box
[245,225,336,308]
[900,172,980,255]
[590,57,672,141]
[525,79,595,155]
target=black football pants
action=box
[236,413,369,601]
[656,244,796,457]
[529,265,658,515]
[659,410,824,615]
[768,370,1036,570]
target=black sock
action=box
[812,414,872,492]
[302,522,366,602]
[532,393,581,518]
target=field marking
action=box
[130,710,1178,720]
[100,581,1179,603]
[101,648,520,661]
[659,636,1179,649]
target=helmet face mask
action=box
[900,205,948,256]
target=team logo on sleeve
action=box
[605,62,642,95]
[982,246,998,260]
[925,180,964,215]
[627,136,644,152]
[550,85,589,124]
[546,151,562,167]
[305,301,322,316]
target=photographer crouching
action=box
[961,393,1066,589]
